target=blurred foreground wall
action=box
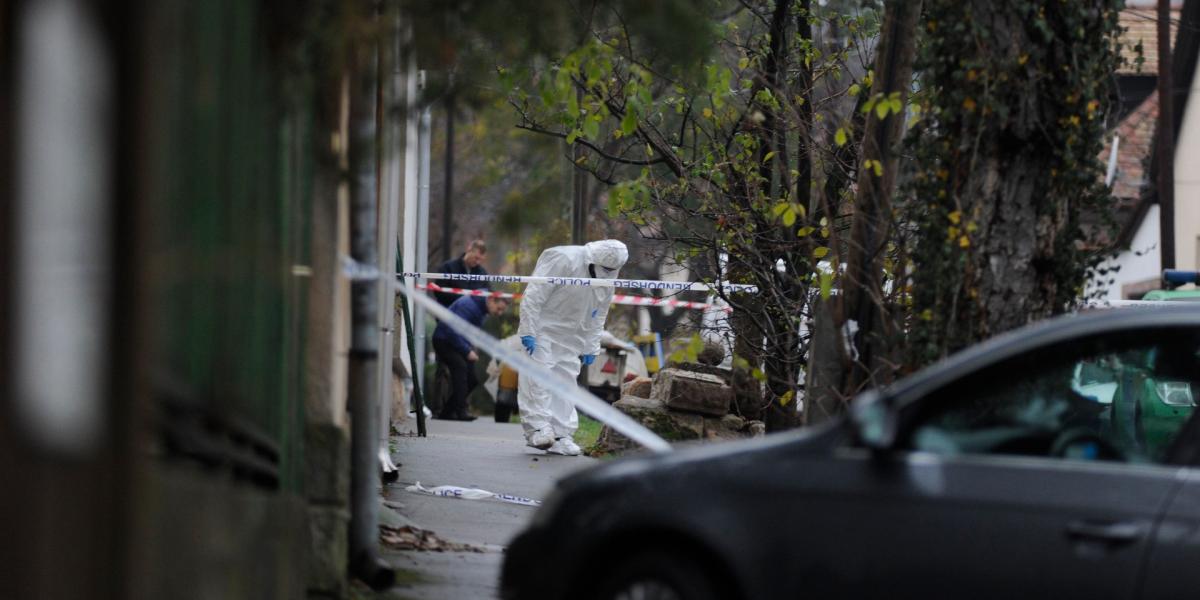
[1,1,363,598]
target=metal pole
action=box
[397,251,426,436]
[347,11,393,589]
[414,100,432,397]
[442,96,454,262]
[1157,0,1176,270]
[571,88,587,244]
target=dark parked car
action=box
[501,306,1200,600]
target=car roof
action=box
[1142,289,1200,301]
[880,305,1200,406]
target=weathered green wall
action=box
[145,0,311,493]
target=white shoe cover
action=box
[546,438,582,456]
[526,427,555,450]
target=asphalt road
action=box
[378,417,597,599]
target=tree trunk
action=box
[908,0,1121,363]
[808,0,922,416]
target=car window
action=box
[905,341,1199,464]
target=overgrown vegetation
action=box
[428,0,1127,428]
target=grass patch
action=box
[574,414,603,448]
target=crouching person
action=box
[432,294,510,421]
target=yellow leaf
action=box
[1018,53,1029,66]
[813,246,830,258]
[963,97,977,112]
[958,235,970,248]
[703,107,713,119]
[779,390,795,407]
[835,128,848,147]
[782,209,797,227]
[947,210,962,224]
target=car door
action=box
[830,332,1200,599]
[1139,419,1200,598]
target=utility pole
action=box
[570,88,588,244]
[442,95,455,263]
[1158,0,1176,269]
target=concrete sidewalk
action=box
[377,417,596,599]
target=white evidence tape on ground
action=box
[399,271,759,294]
[397,280,674,453]
[405,482,542,507]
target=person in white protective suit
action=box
[517,240,629,455]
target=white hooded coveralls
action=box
[517,240,628,440]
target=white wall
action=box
[1089,204,1162,300]
[1175,54,1200,270]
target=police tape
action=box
[417,282,733,313]
[400,271,758,294]
[396,280,673,453]
[405,482,541,507]
[340,256,757,293]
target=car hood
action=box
[558,417,849,492]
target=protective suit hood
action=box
[584,240,628,271]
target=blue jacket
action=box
[433,296,488,356]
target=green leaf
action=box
[779,390,794,406]
[875,100,889,119]
[819,271,833,299]
[835,127,848,147]
[566,129,581,145]
[771,202,789,217]
[583,119,600,140]
[762,151,776,164]
[621,111,638,136]
[567,93,580,119]
[849,83,861,97]
[782,209,797,227]
[813,246,830,258]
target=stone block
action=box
[305,422,350,504]
[651,368,733,417]
[307,505,349,596]
[594,396,703,453]
[622,376,653,399]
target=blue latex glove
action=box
[580,354,596,366]
[521,336,537,355]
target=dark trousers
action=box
[432,338,477,417]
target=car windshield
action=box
[909,341,1200,464]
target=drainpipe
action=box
[414,86,432,389]
[347,13,394,591]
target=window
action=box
[907,341,1199,464]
